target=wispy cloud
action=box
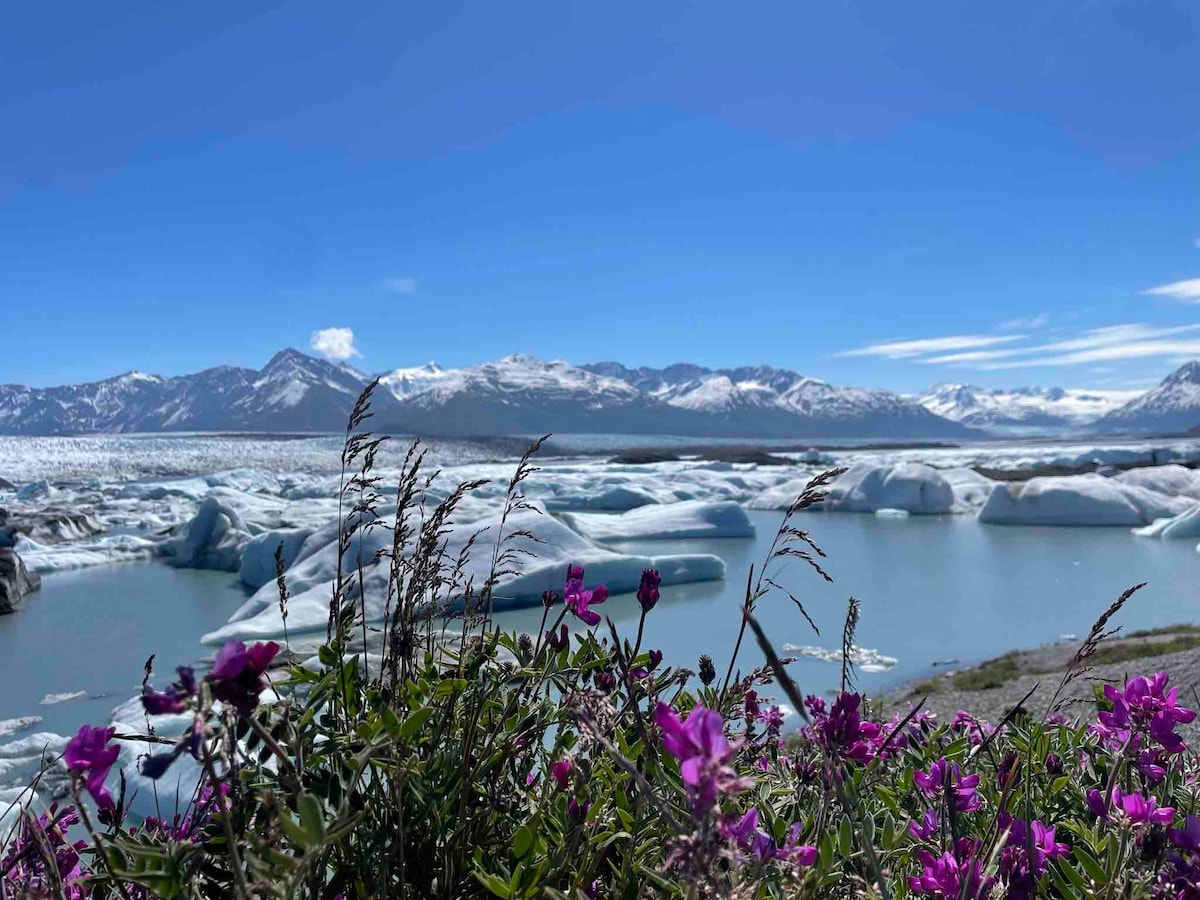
[310,327,360,361]
[1143,277,1200,302]
[1193,237,1200,249]
[996,312,1049,330]
[835,334,1024,360]
[911,324,1200,370]
[384,276,417,294]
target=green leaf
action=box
[298,793,326,847]
[401,706,435,741]
[1073,844,1107,886]
[838,815,853,857]
[512,826,534,860]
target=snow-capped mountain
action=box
[1095,361,1200,434]
[913,384,1140,434]
[0,349,398,435]
[380,355,711,437]
[578,362,969,438]
[379,362,449,399]
[0,351,977,438]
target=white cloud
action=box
[997,312,1049,330]
[835,334,1024,360]
[916,323,1200,367]
[1143,278,1200,302]
[975,338,1200,369]
[384,276,417,294]
[310,327,360,361]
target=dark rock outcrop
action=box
[0,549,40,614]
[0,507,103,548]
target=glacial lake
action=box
[4,510,1199,737]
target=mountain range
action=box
[1,350,1199,440]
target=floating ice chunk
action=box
[1132,505,1200,539]
[239,527,316,589]
[0,717,41,739]
[117,477,213,502]
[558,501,755,542]
[825,462,954,514]
[941,467,995,510]
[874,508,910,519]
[750,463,954,514]
[0,733,68,759]
[15,480,55,501]
[795,448,836,465]
[165,496,251,572]
[783,644,899,673]
[39,691,86,706]
[548,485,661,511]
[978,474,1195,526]
[16,533,159,573]
[202,506,726,644]
[1115,465,1200,501]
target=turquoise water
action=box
[3,511,1198,739]
[493,510,1200,705]
[0,564,249,736]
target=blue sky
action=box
[3,2,1198,392]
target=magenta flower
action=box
[141,665,197,716]
[914,759,981,813]
[816,692,881,764]
[64,725,119,811]
[780,824,818,867]
[908,808,938,841]
[763,706,785,737]
[207,639,280,716]
[803,694,826,717]
[545,624,569,652]
[1097,673,1196,753]
[718,808,759,846]
[1170,815,1200,851]
[637,568,661,612]
[1113,787,1174,825]
[744,690,762,722]
[908,845,992,898]
[998,816,1070,900]
[654,702,753,812]
[551,756,572,789]
[562,565,608,627]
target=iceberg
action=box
[978,474,1195,526]
[202,505,726,644]
[827,462,955,514]
[1114,465,1200,501]
[239,526,316,589]
[165,496,252,572]
[558,501,755,542]
[1132,505,1200,539]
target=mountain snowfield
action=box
[3,349,1200,438]
[912,384,1142,433]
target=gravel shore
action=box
[882,627,1200,739]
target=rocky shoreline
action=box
[882,625,1200,738]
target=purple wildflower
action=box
[552,756,572,789]
[546,624,569,652]
[64,725,119,811]
[637,568,661,612]
[207,639,280,716]
[914,759,981,813]
[654,702,753,813]
[562,565,608,627]
[744,690,762,722]
[998,816,1070,900]
[908,842,992,898]
[908,808,938,841]
[1170,816,1200,851]
[816,692,881,764]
